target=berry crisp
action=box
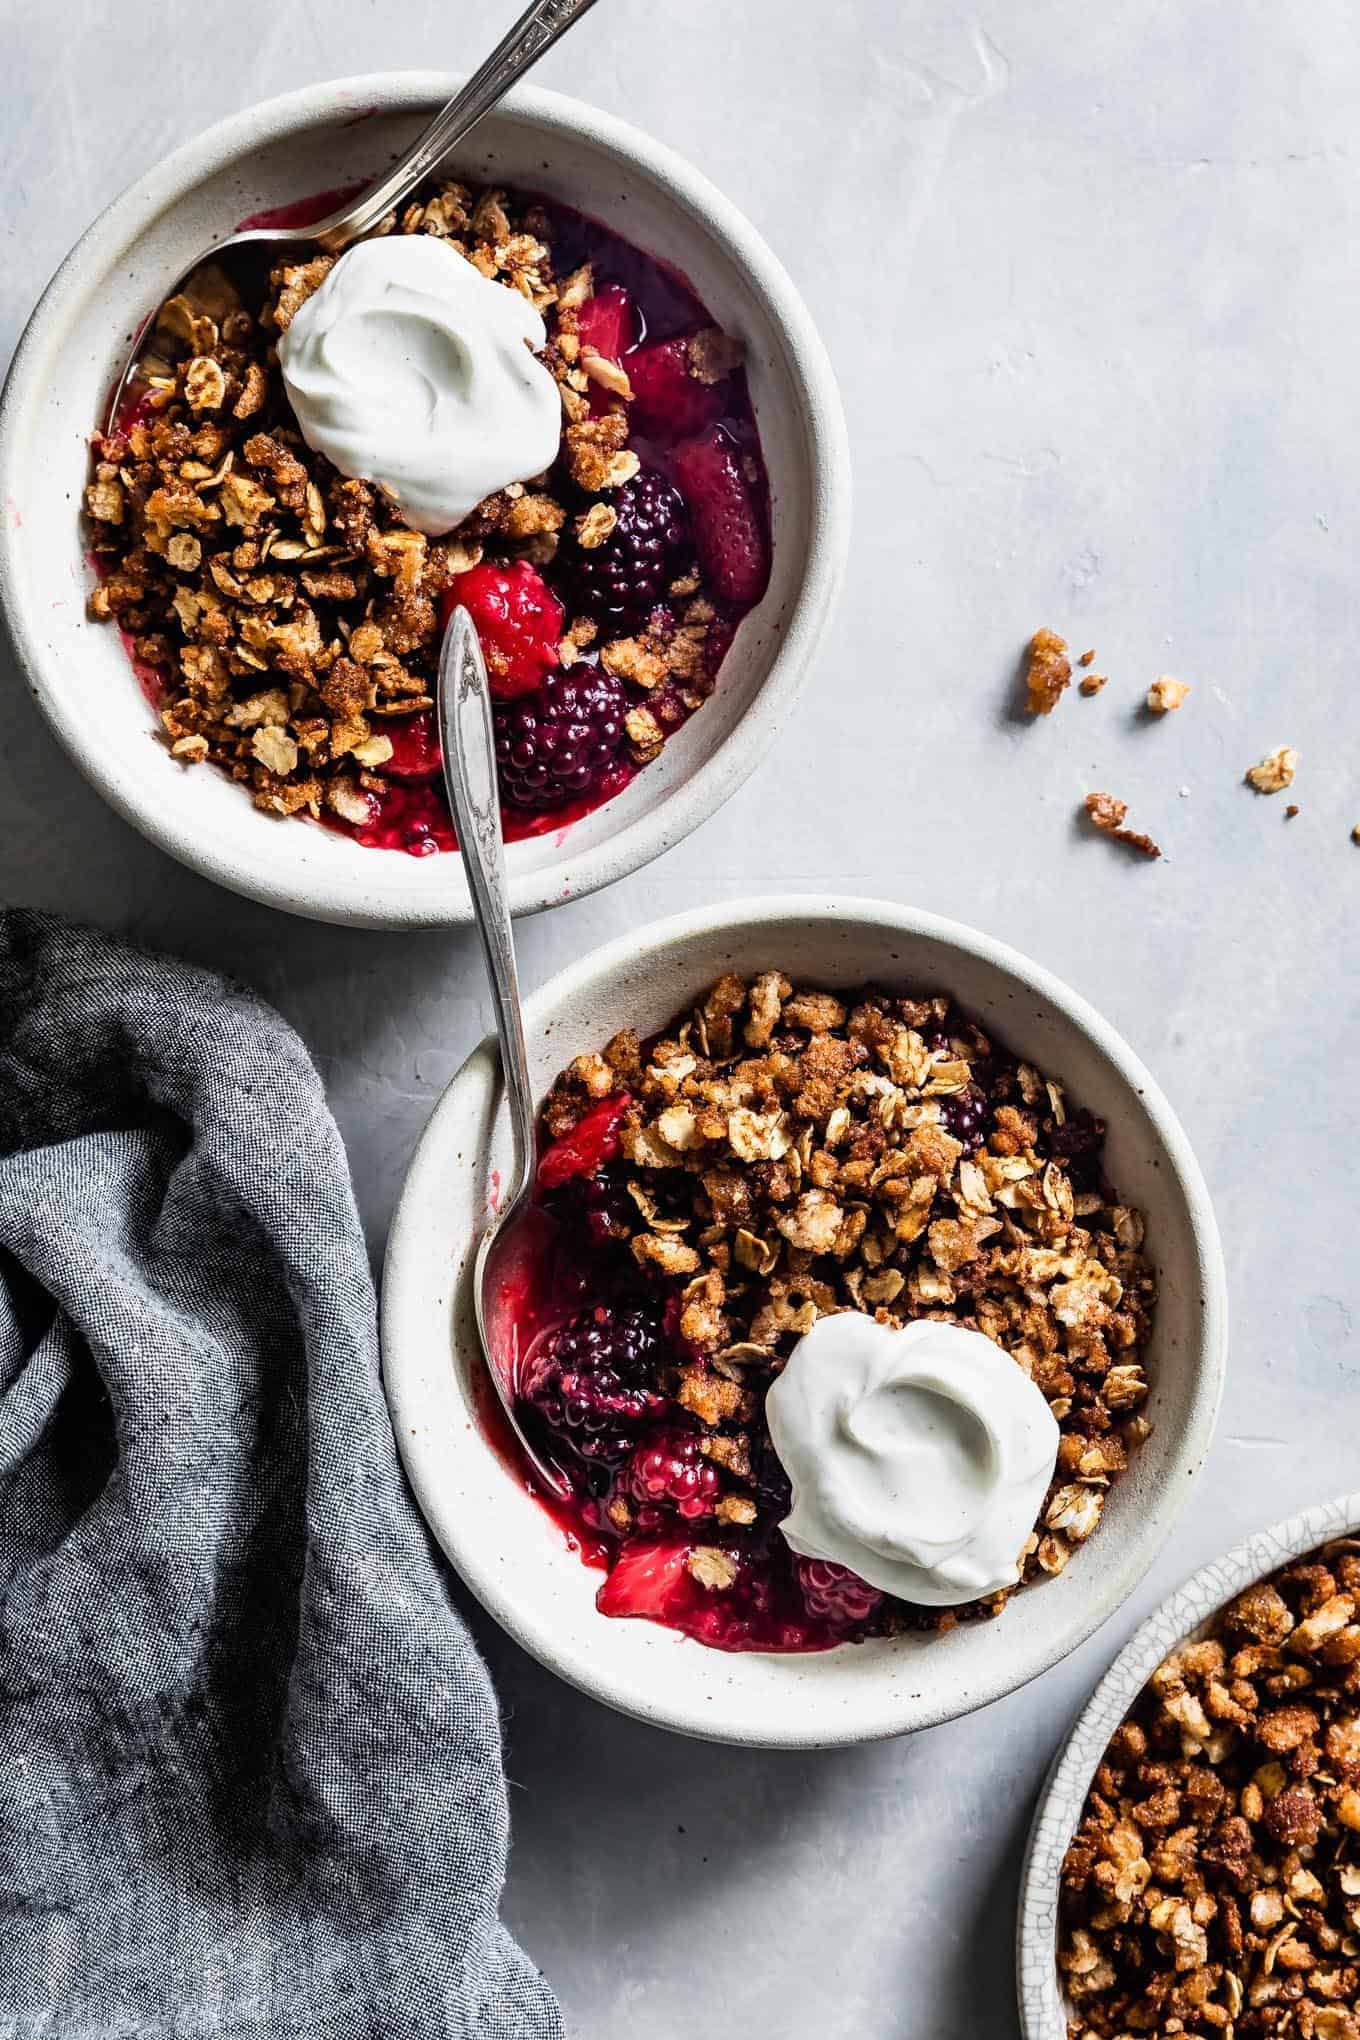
[83,181,771,855]
[499,971,1157,1654]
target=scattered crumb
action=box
[1179,786,1190,798]
[1246,745,1298,794]
[1079,672,1107,697]
[1078,648,1095,667]
[1146,675,1190,713]
[1352,824,1360,845]
[1085,790,1127,831]
[1083,791,1161,860]
[1023,627,1072,714]
[1285,803,1300,819]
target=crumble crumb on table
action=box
[1083,792,1162,861]
[1247,747,1299,795]
[1147,676,1191,713]
[1025,627,1073,714]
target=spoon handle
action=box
[437,607,537,1206]
[318,0,604,249]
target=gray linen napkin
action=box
[0,909,563,2040]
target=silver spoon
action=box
[105,0,602,432]
[437,607,572,1501]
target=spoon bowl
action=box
[103,0,602,433]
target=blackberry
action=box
[522,1304,668,1463]
[494,663,627,811]
[546,1169,638,1250]
[627,1431,723,1521]
[795,1557,883,1628]
[569,469,688,629]
[940,1089,989,1151]
[752,1434,794,1524]
[1044,1106,1109,1194]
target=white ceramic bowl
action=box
[0,75,849,928]
[1017,1492,1360,2037]
[382,896,1227,1747]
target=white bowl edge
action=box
[0,74,851,928]
[1016,1489,1360,2037]
[382,894,1228,1748]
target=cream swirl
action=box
[278,235,562,536]
[765,1316,1060,1607]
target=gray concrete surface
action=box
[3,3,1357,2032]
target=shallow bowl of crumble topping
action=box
[0,75,849,927]
[1018,1493,1360,2040]
[383,896,1226,1746]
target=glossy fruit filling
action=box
[485,1106,886,1655]
[475,969,1157,1658]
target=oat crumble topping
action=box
[534,971,1157,1636]
[82,181,756,837]
[1060,1539,1360,2040]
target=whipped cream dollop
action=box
[277,235,562,536]
[765,1316,1060,1607]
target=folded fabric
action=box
[0,909,562,2040]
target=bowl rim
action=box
[0,71,851,928]
[1016,1489,1360,2037]
[382,892,1228,1747]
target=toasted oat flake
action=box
[580,346,633,401]
[573,501,617,550]
[687,1547,738,1591]
[250,725,298,776]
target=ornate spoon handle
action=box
[437,606,537,1207]
[316,0,604,249]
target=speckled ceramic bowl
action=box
[382,896,1227,1747]
[1017,1492,1360,2037]
[0,74,849,928]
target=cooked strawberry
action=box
[444,560,564,699]
[625,336,726,440]
[671,427,771,609]
[596,1539,693,1622]
[575,286,634,363]
[378,710,442,781]
[536,1093,632,1189]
